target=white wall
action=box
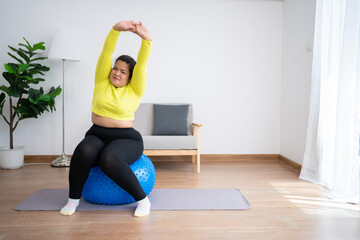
[281,0,316,164]
[0,0,282,155]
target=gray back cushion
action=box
[153,104,189,135]
[134,103,193,136]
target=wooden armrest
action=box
[192,123,202,128]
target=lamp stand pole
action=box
[51,59,71,167]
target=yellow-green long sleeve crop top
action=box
[91,28,152,120]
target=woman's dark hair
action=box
[115,55,136,80]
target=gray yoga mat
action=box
[13,188,250,211]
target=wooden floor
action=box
[0,159,359,240]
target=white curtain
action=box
[300,0,360,203]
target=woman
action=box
[60,20,152,217]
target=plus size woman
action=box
[60,20,152,217]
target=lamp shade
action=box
[48,30,80,62]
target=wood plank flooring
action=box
[0,159,359,240]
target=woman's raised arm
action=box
[129,22,152,96]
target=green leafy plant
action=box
[0,38,62,149]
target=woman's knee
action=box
[98,139,143,171]
[98,150,122,171]
[74,135,104,160]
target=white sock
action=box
[134,196,151,217]
[60,198,80,216]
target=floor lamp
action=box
[48,30,80,167]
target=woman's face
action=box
[110,60,130,88]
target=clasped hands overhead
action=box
[113,20,152,41]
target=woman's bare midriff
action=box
[92,112,134,128]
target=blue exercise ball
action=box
[82,154,156,205]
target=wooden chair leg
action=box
[195,125,200,173]
[196,151,200,174]
[192,155,195,163]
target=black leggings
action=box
[68,124,146,201]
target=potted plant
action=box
[0,37,62,169]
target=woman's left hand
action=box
[131,22,152,41]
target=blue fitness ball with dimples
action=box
[82,154,156,205]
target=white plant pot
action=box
[0,146,25,169]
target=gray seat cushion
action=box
[143,136,197,150]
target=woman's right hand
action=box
[113,20,136,32]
